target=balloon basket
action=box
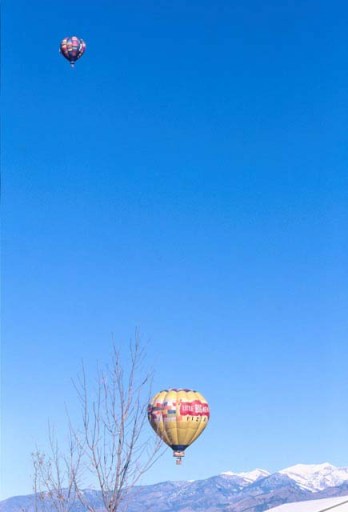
[174,451,185,465]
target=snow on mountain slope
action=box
[221,468,270,483]
[279,463,348,492]
[269,495,348,511]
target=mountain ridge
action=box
[1,463,348,512]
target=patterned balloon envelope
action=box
[148,388,210,464]
[60,36,86,67]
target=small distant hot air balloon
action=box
[60,36,86,67]
[148,388,210,465]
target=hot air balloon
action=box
[60,36,86,67]
[148,388,210,464]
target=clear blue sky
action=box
[2,0,348,501]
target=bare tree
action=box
[33,337,164,512]
[32,426,82,512]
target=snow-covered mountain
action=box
[279,463,348,492]
[221,468,271,483]
[1,463,348,512]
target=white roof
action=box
[268,496,348,512]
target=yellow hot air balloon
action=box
[148,388,210,464]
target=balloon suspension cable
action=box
[174,451,185,465]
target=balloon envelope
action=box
[60,36,86,66]
[148,388,210,461]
